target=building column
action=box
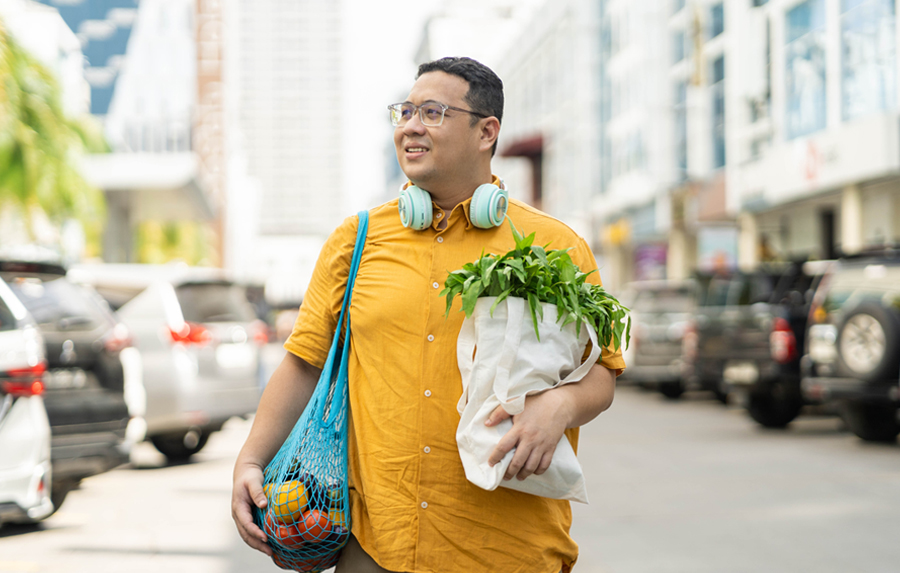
[668,227,688,280]
[841,184,863,255]
[738,212,759,271]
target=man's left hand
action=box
[484,389,572,481]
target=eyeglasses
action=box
[388,102,487,127]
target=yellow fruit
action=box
[330,509,347,528]
[270,480,308,524]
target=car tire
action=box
[841,401,900,442]
[151,429,210,462]
[747,379,803,428]
[836,302,900,382]
[658,381,685,399]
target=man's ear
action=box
[479,117,500,154]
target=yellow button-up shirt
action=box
[285,186,625,573]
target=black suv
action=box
[801,255,900,442]
[0,260,132,510]
[684,262,824,426]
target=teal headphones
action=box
[398,181,509,230]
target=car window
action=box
[703,277,731,307]
[824,263,900,314]
[176,283,257,323]
[6,276,111,331]
[0,295,16,332]
[632,288,695,313]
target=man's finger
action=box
[249,481,268,509]
[533,451,554,476]
[488,429,518,466]
[516,449,543,481]
[484,404,512,427]
[504,443,531,480]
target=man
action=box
[232,56,625,573]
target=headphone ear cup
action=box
[470,184,509,229]
[398,185,433,230]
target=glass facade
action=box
[841,0,897,121]
[711,56,726,169]
[710,3,725,39]
[674,80,687,176]
[785,0,827,139]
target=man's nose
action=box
[402,110,427,136]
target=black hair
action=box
[416,57,503,155]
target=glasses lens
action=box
[420,104,444,126]
[390,104,415,126]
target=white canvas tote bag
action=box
[455,296,601,503]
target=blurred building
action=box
[733,0,900,266]
[36,0,219,263]
[221,0,344,305]
[492,0,601,241]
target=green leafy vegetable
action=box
[441,219,630,351]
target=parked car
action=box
[0,260,132,513]
[69,264,265,461]
[684,262,824,426]
[617,279,697,398]
[0,277,54,526]
[801,255,900,442]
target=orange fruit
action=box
[270,480,309,525]
[299,509,330,541]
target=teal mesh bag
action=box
[255,211,368,572]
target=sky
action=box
[341,0,444,212]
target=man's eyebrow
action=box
[401,99,445,106]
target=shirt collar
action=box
[422,174,503,232]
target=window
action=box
[785,0,827,139]
[841,0,896,121]
[711,56,726,168]
[673,0,686,14]
[674,81,687,174]
[673,31,685,63]
[709,3,724,39]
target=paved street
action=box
[2,386,900,573]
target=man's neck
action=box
[421,169,494,213]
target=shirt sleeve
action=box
[283,215,359,369]
[569,237,627,376]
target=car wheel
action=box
[841,401,900,442]
[48,479,77,516]
[836,302,900,382]
[151,429,210,462]
[658,381,685,399]
[747,379,803,428]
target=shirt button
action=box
[432,282,440,289]
[424,389,432,397]
[437,236,444,243]
[421,501,428,509]
[436,212,443,218]
[427,334,434,342]
[424,446,431,453]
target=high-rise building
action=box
[230,0,343,238]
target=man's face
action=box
[393,71,483,190]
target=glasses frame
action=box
[388,101,488,127]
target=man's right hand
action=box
[232,462,273,556]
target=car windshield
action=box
[6,276,110,331]
[632,288,695,313]
[176,283,257,323]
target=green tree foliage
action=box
[0,18,107,235]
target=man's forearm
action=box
[234,352,322,472]
[557,363,616,429]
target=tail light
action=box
[682,321,698,362]
[1,363,47,396]
[770,317,797,364]
[169,322,212,346]
[250,320,270,346]
[103,323,133,354]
